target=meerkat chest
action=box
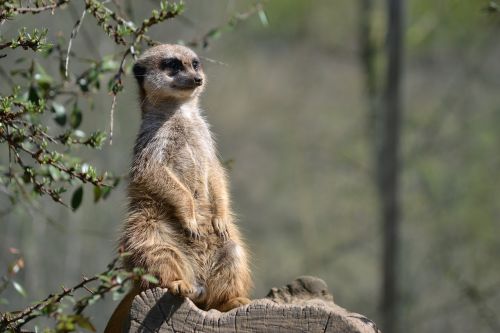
[161,116,214,181]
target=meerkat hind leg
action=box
[135,241,197,298]
[154,255,198,298]
[217,296,251,312]
[204,240,251,311]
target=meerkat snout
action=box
[132,44,206,103]
[194,76,203,85]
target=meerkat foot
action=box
[212,216,229,240]
[166,280,196,297]
[217,297,251,312]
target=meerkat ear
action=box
[132,63,146,87]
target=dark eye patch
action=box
[192,59,200,70]
[133,63,146,86]
[160,58,184,72]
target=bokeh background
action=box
[1,1,500,332]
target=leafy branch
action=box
[0,28,50,52]
[187,2,269,49]
[0,254,156,332]
[1,89,114,206]
[0,0,71,21]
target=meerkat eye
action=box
[192,59,200,71]
[160,58,184,73]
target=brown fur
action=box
[104,45,251,333]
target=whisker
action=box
[200,56,229,67]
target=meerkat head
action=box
[132,44,205,104]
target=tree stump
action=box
[125,276,380,333]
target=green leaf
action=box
[74,315,96,332]
[101,57,119,72]
[87,294,101,306]
[34,64,53,90]
[12,280,27,297]
[98,274,112,283]
[487,1,499,12]
[89,131,107,148]
[101,186,112,199]
[119,251,132,257]
[71,186,84,210]
[52,102,66,126]
[70,103,82,129]
[28,86,39,104]
[74,129,86,138]
[48,165,61,181]
[34,73,52,90]
[258,8,269,27]
[56,315,76,331]
[141,274,159,284]
[93,186,102,202]
[206,28,222,40]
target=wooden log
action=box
[125,276,380,333]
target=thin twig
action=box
[108,47,131,145]
[65,8,87,78]
[14,0,71,14]
[187,2,267,49]
[199,56,229,67]
[109,94,117,145]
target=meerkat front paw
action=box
[212,216,230,240]
[166,279,196,297]
[183,217,202,239]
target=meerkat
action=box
[104,44,251,332]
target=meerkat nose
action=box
[194,76,203,86]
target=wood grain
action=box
[125,276,380,333]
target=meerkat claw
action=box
[186,228,201,240]
[212,217,229,240]
[167,280,195,297]
[183,217,202,239]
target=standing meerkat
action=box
[104,44,251,332]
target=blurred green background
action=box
[1,0,500,332]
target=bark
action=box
[359,0,378,137]
[379,1,404,333]
[125,276,380,333]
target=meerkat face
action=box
[132,44,206,103]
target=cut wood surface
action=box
[125,276,381,333]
